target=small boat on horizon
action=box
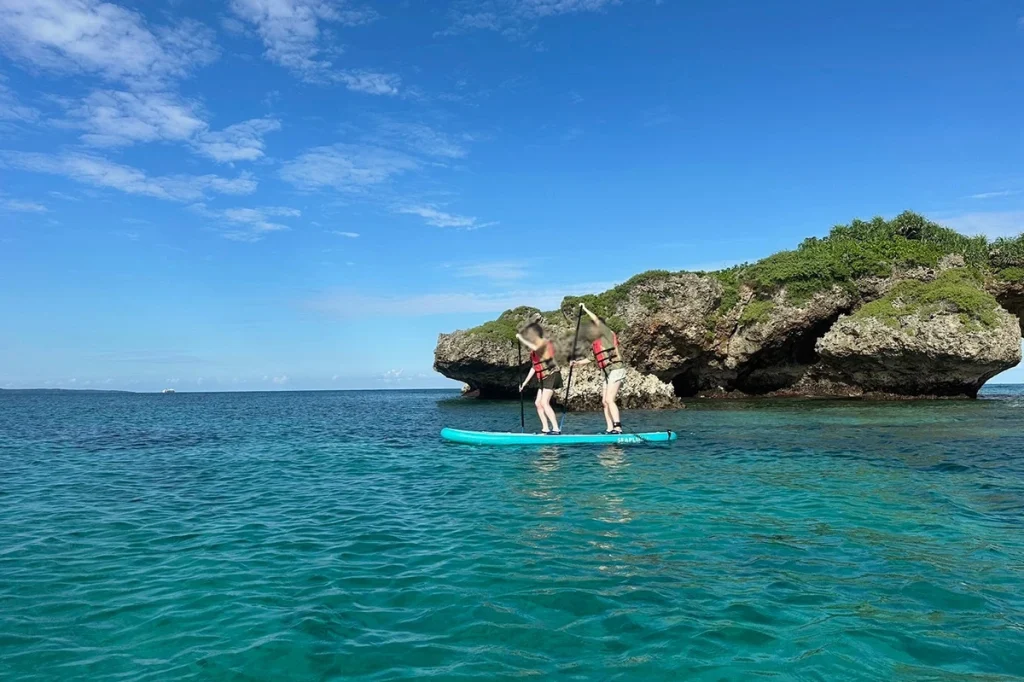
[161,388,176,394]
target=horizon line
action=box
[0,386,464,394]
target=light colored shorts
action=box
[605,367,627,386]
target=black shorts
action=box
[539,373,563,391]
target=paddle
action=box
[559,304,584,432]
[516,340,525,432]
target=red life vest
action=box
[530,342,559,380]
[592,333,621,370]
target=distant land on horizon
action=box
[2,385,1021,396]
[0,387,462,394]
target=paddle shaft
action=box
[517,341,525,432]
[559,305,584,430]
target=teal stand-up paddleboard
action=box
[441,428,677,446]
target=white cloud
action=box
[306,281,615,317]
[455,261,529,281]
[397,204,489,229]
[332,230,360,237]
[0,77,38,122]
[373,120,469,159]
[58,90,280,162]
[192,117,281,162]
[938,211,1024,239]
[272,374,288,384]
[192,203,300,241]
[280,143,419,191]
[1,151,257,201]
[0,0,218,88]
[61,90,206,146]
[441,0,622,37]
[1,198,48,212]
[228,0,393,93]
[970,190,1019,200]
[382,368,408,383]
[220,16,251,36]
[48,191,79,201]
[336,70,400,95]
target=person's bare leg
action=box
[541,390,560,432]
[602,388,614,432]
[535,393,551,432]
[607,381,622,431]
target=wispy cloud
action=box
[192,117,281,162]
[0,76,38,122]
[332,230,360,238]
[969,189,1019,200]
[397,204,490,229]
[441,0,624,38]
[192,203,300,241]
[228,0,397,93]
[382,368,412,383]
[0,0,218,89]
[336,70,401,96]
[281,124,488,227]
[1,198,48,213]
[280,143,419,191]
[1,151,256,201]
[306,282,614,317]
[57,90,281,162]
[48,191,79,201]
[937,211,1024,239]
[60,89,206,146]
[454,261,529,281]
[372,120,470,159]
[562,126,583,142]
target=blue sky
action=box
[2,0,1024,391]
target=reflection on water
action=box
[597,446,627,470]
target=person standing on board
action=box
[516,323,563,435]
[571,303,627,434]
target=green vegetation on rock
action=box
[740,212,987,304]
[467,306,541,342]
[997,267,1024,283]
[464,212,1021,342]
[561,270,673,331]
[852,269,1000,330]
[738,299,776,326]
[990,235,1024,282]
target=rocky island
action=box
[435,212,1024,407]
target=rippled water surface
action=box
[2,388,1024,681]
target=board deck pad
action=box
[440,428,677,446]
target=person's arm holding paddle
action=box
[570,304,600,367]
[519,367,535,393]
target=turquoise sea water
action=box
[2,388,1023,681]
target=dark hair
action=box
[523,322,544,338]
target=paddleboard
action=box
[440,428,677,446]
